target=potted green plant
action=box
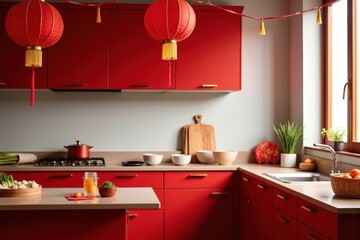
[273,121,303,167]
[321,127,346,151]
[98,181,117,197]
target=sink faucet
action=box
[313,143,342,173]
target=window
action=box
[325,0,360,152]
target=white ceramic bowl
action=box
[143,154,163,166]
[196,150,215,164]
[212,150,238,165]
[171,154,191,166]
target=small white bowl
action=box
[143,154,163,166]
[212,150,238,165]
[171,154,191,166]
[196,150,215,164]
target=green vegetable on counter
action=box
[0,152,19,165]
[100,181,117,188]
[0,172,14,187]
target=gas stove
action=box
[36,157,105,167]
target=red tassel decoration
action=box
[31,67,35,107]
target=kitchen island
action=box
[0,187,160,240]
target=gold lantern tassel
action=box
[259,19,266,36]
[25,46,42,67]
[317,9,322,25]
[97,5,101,23]
[162,40,177,60]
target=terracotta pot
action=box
[64,140,93,159]
[99,187,117,197]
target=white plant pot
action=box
[280,153,297,168]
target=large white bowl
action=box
[212,150,238,165]
[171,154,191,166]
[196,150,215,164]
[143,154,163,166]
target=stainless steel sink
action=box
[264,172,330,183]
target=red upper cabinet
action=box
[109,6,174,90]
[48,6,109,90]
[0,5,47,89]
[175,6,242,91]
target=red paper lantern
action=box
[5,0,64,106]
[144,0,196,60]
[255,141,280,164]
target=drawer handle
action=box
[306,234,318,240]
[132,83,149,87]
[200,84,218,88]
[276,194,286,200]
[65,83,86,87]
[301,205,314,213]
[116,174,137,178]
[128,213,137,218]
[188,174,207,177]
[48,174,73,178]
[242,177,249,182]
[276,215,287,223]
[211,192,229,196]
[257,184,266,189]
[0,82,5,86]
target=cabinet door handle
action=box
[132,83,149,87]
[48,174,73,178]
[306,234,318,240]
[200,84,218,88]
[65,83,86,87]
[127,212,138,229]
[211,192,229,196]
[0,82,5,86]
[276,194,286,200]
[257,184,266,189]
[128,213,137,218]
[116,173,137,178]
[245,197,252,204]
[242,177,249,182]
[276,215,287,223]
[301,205,314,213]
[188,174,207,177]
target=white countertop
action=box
[0,187,160,211]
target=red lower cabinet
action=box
[164,188,233,240]
[254,178,273,240]
[297,222,330,240]
[27,171,83,187]
[127,210,163,240]
[272,208,297,239]
[164,172,234,240]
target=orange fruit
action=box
[303,159,313,164]
[74,192,82,198]
[354,175,360,179]
[349,169,360,178]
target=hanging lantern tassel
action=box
[317,9,322,25]
[259,19,266,36]
[162,40,177,60]
[96,5,101,23]
[25,46,42,67]
[30,67,35,107]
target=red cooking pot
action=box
[64,140,93,159]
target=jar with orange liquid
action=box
[83,172,98,196]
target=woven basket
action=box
[330,173,360,198]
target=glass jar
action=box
[83,172,98,196]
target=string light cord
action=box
[191,0,341,21]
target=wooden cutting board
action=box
[184,115,216,162]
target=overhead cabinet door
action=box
[176,6,242,91]
[48,7,109,90]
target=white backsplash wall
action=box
[0,0,290,152]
